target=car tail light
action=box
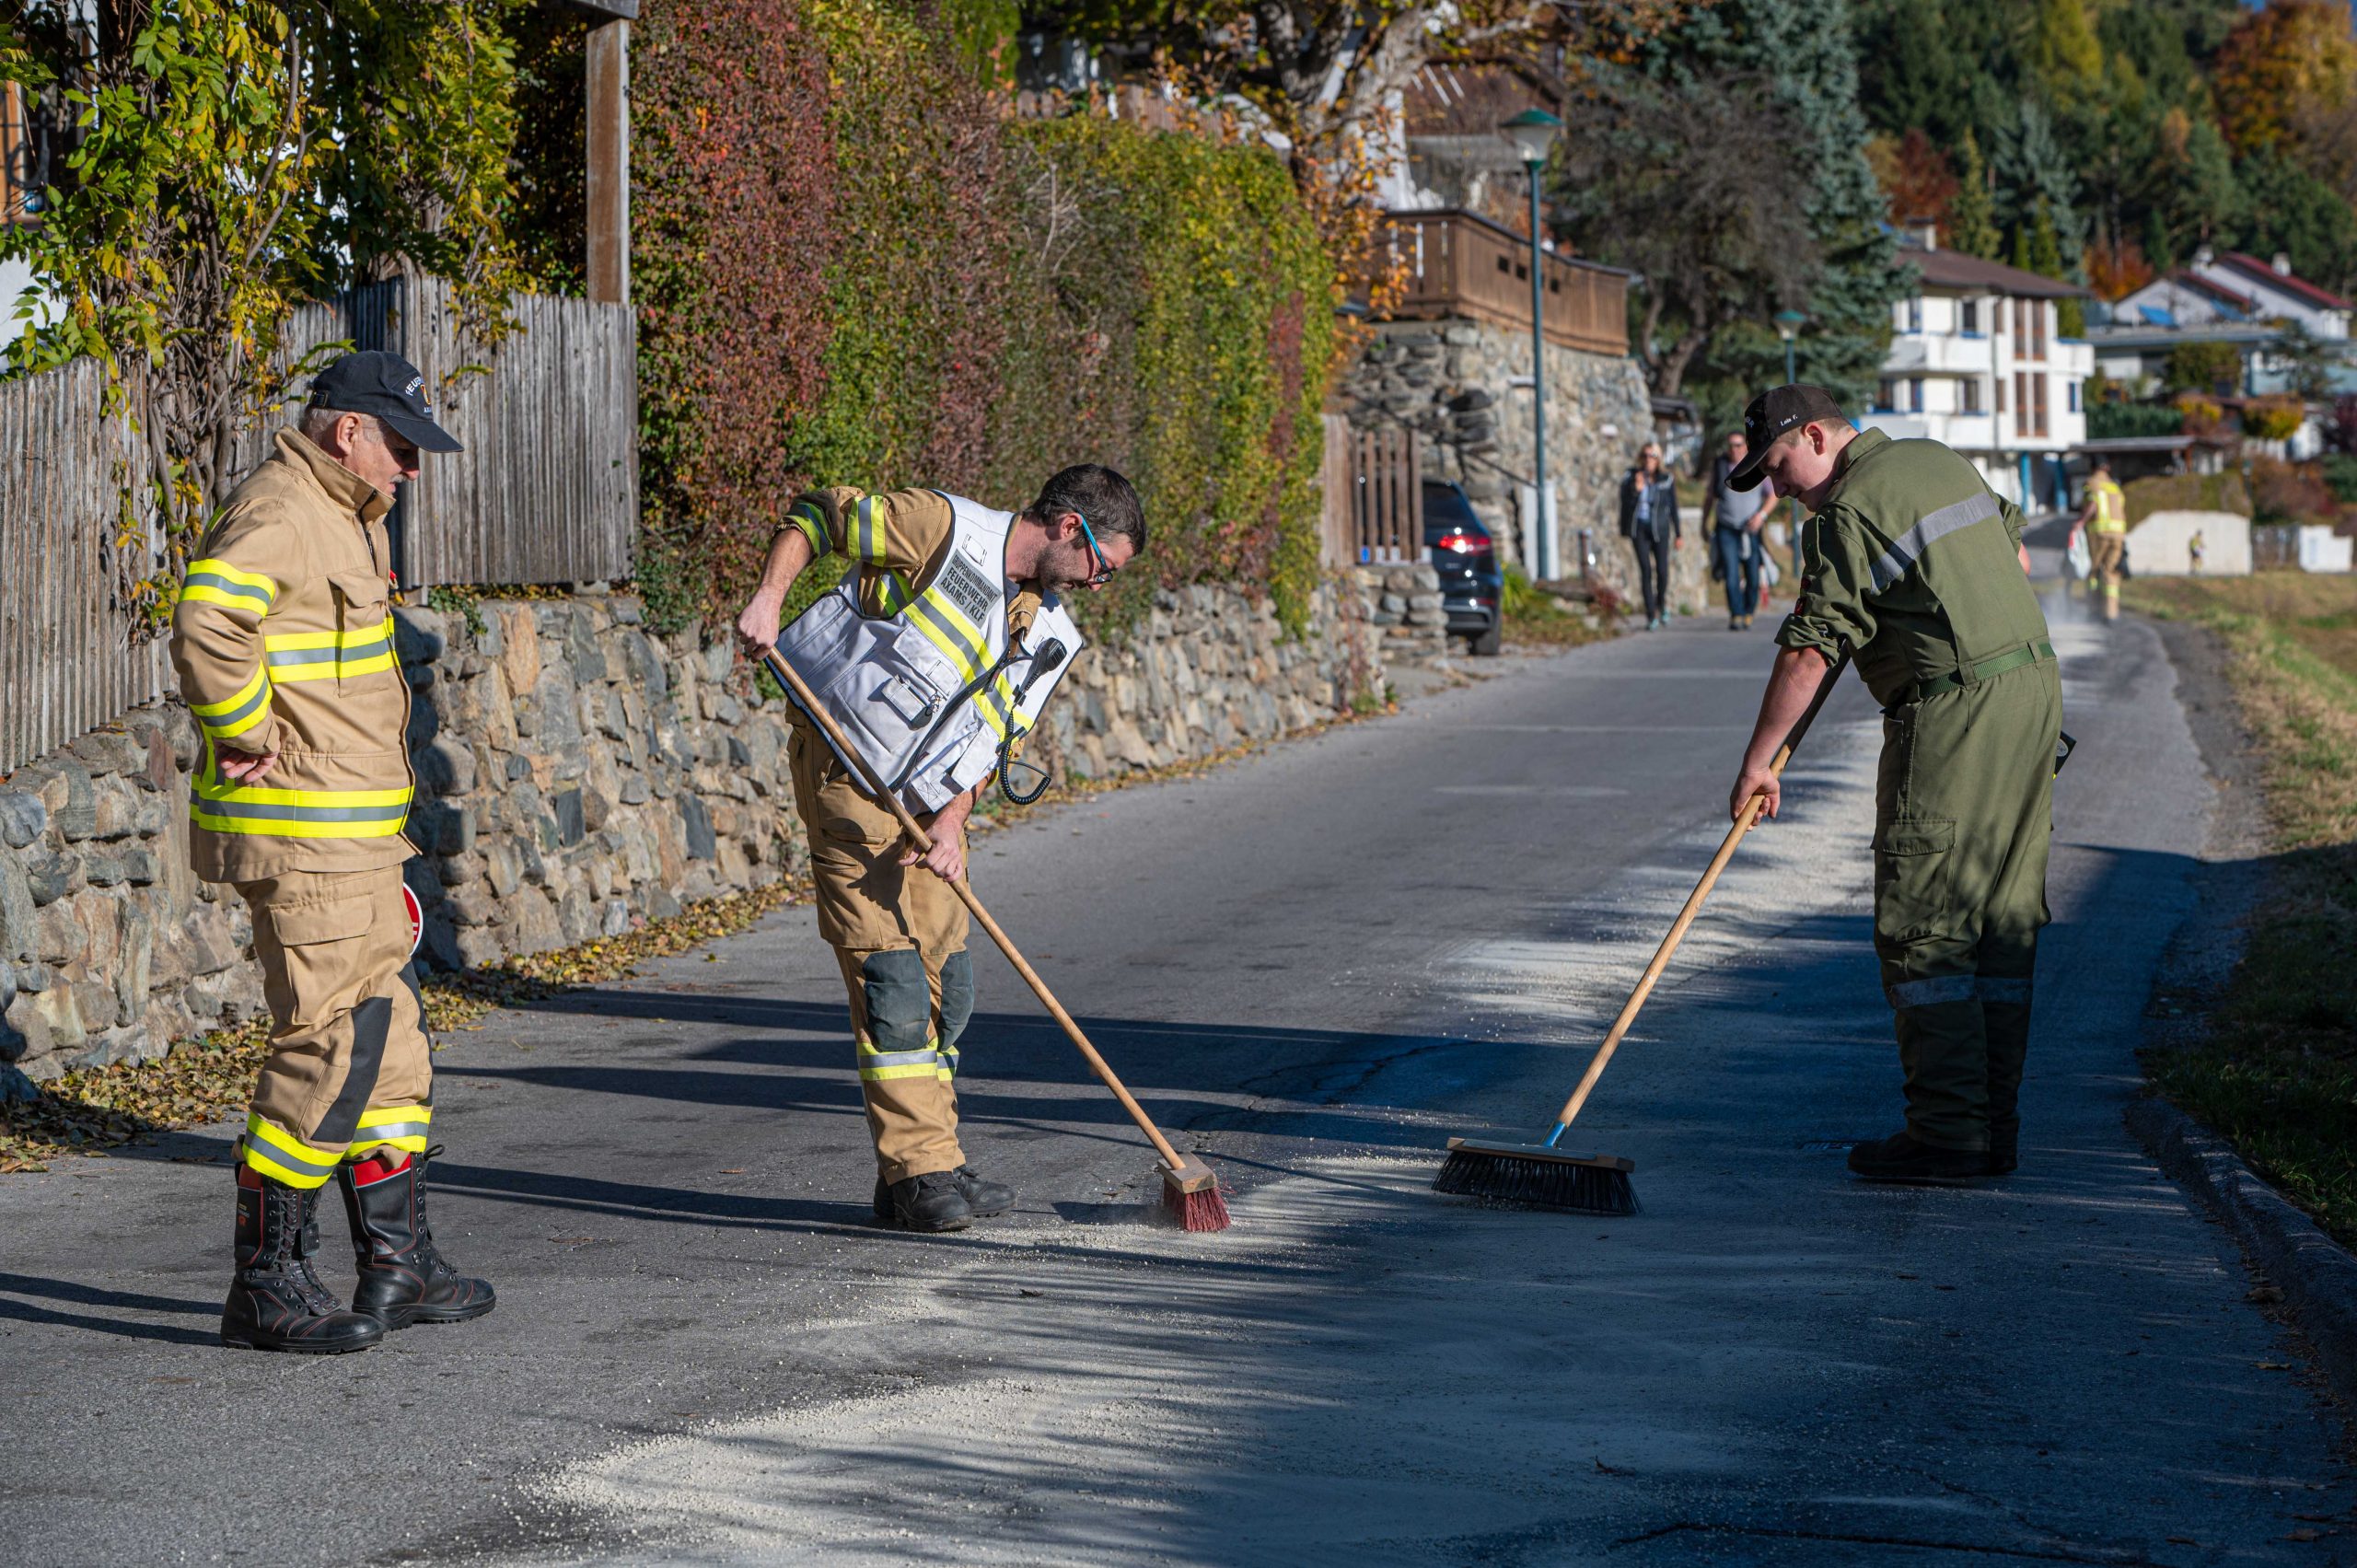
[1434,530,1490,554]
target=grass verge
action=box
[2126,574,2357,1247]
[1504,566,1614,649]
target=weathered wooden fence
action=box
[257,276,639,590]
[0,357,170,774]
[1319,417,1424,567]
[1,280,638,773]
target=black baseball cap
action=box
[1727,383,1848,491]
[306,350,463,454]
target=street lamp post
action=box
[1774,308,1806,545]
[1504,109,1562,580]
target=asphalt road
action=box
[3,565,2351,1565]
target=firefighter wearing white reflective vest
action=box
[1724,386,2061,1185]
[736,466,1146,1234]
[2068,461,2129,621]
[169,351,493,1353]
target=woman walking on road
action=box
[1619,442,1681,629]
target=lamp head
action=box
[1502,108,1562,167]
[1774,308,1806,343]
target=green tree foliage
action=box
[2165,339,2243,397]
[2235,147,2357,299]
[1568,0,1901,422]
[0,1,525,619]
[1947,130,2003,259]
[628,0,1336,637]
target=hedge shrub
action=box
[2123,472,2253,527]
[624,0,1335,639]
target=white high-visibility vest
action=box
[773,492,1083,815]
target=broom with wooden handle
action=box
[1434,646,1852,1215]
[759,645,1230,1233]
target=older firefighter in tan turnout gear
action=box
[736,466,1144,1233]
[170,351,493,1353]
[2069,460,2128,621]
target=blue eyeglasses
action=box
[1074,512,1117,587]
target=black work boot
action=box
[885,1171,973,1233]
[1986,1124,2019,1177]
[1845,1131,1986,1184]
[221,1166,385,1354]
[873,1166,1015,1222]
[336,1149,496,1330]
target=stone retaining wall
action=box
[0,579,1382,1088]
[1337,319,1710,619]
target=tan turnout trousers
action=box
[788,723,974,1185]
[2088,531,2125,620]
[234,865,435,1188]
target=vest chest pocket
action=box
[870,671,941,730]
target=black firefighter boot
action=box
[221,1165,386,1354]
[337,1148,497,1330]
[874,1167,1014,1223]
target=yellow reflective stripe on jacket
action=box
[788,501,829,558]
[180,558,279,613]
[242,1112,342,1189]
[2090,480,2126,532]
[190,772,412,838]
[349,1103,432,1155]
[263,617,398,682]
[191,666,273,742]
[853,495,888,567]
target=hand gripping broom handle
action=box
[760,647,1192,1174]
[1543,646,1853,1144]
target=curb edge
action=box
[2126,1095,2357,1407]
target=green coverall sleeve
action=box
[1774,504,1878,665]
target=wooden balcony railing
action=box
[1378,209,1630,356]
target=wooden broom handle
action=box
[1550,647,1852,1132]
[760,647,1190,1172]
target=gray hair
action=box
[300,404,384,447]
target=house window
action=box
[2011,297,2026,343]
[1875,377,1900,412]
[2030,302,2047,361]
[2033,374,2049,438]
[1960,301,1980,336]
[2068,380,2080,413]
[1905,298,1922,334]
[2014,372,2028,436]
[1961,378,1982,414]
[1909,377,1925,412]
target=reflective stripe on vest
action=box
[264,618,397,682]
[191,767,412,839]
[2090,480,2125,533]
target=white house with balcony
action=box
[1862,234,2094,512]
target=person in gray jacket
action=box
[1618,442,1681,628]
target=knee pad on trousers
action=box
[859,949,933,1054]
[312,994,393,1146]
[937,950,974,1052]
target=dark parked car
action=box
[1424,478,1503,656]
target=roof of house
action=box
[2162,269,2256,312]
[2213,251,2351,312]
[1906,247,2086,299]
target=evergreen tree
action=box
[1620,0,1905,416]
[1949,130,2003,259]
[2235,147,2357,297]
[1994,99,2087,271]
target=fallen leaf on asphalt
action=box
[1895,1272,1919,1280]
[1,879,805,1173]
[2259,1362,2294,1370]
[2285,1529,2326,1541]
[2166,1537,2197,1546]
[1594,1458,1634,1477]
[718,1168,745,1175]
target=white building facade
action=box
[1859,238,2094,512]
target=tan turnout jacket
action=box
[169,430,418,884]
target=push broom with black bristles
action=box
[761,647,1229,1233]
[1434,647,1852,1215]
